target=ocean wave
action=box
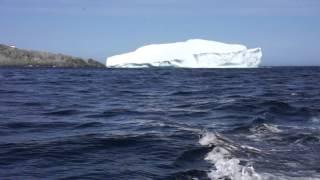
[0,121,77,131]
[43,109,81,116]
[249,123,282,134]
[1,68,320,179]
[199,132,263,180]
[85,108,145,118]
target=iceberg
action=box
[106,39,262,68]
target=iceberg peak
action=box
[106,39,262,68]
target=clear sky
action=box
[1,0,320,66]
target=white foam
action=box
[311,116,320,123]
[199,132,262,180]
[217,98,236,104]
[250,123,283,134]
[199,131,220,146]
[247,124,283,142]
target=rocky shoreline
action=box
[0,44,105,68]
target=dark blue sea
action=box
[0,67,320,180]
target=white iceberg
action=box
[106,39,262,68]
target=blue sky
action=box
[1,0,320,65]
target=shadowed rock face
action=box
[0,44,105,68]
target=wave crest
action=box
[199,132,262,180]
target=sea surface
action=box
[0,67,320,180]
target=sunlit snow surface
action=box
[106,39,262,68]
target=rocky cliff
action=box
[0,44,105,68]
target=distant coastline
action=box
[0,44,105,68]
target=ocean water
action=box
[0,67,320,180]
